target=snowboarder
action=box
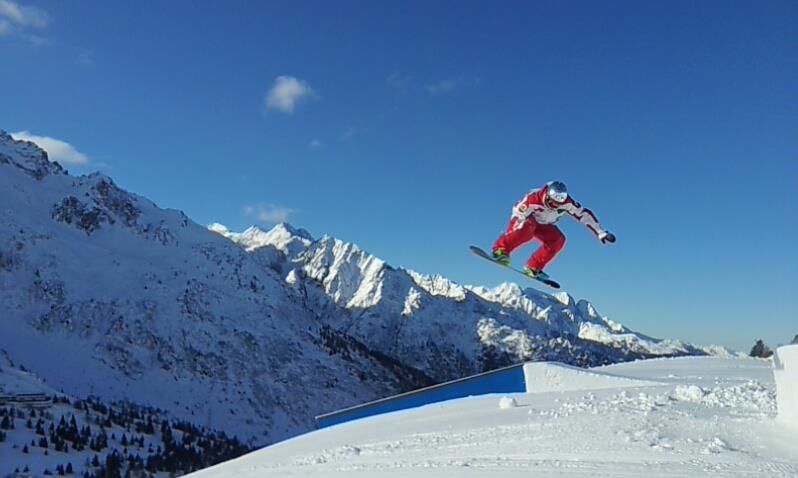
[491,180,615,282]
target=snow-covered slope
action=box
[187,357,798,477]
[0,130,732,448]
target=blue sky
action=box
[2,0,796,352]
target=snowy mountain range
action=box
[0,129,733,451]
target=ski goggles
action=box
[547,189,568,203]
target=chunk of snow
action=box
[498,396,518,409]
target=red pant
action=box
[493,218,566,271]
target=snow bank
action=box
[773,344,798,428]
[523,362,663,393]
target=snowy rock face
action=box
[774,345,798,427]
[0,130,725,446]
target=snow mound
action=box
[498,396,518,409]
[523,362,663,393]
[774,344,798,428]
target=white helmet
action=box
[546,181,568,203]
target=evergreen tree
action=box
[105,451,123,478]
[792,334,798,345]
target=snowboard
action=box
[469,245,561,289]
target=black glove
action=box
[600,232,616,244]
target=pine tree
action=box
[792,334,798,345]
[106,451,123,478]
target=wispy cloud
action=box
[341,128,358,142]
[11,131,89,166]
[0,0,48,27]
[387,72,413,91]
[310,139,323,150]
[77,49,94,66]
[265,76,318,114]
[0,0,51,43]
[426,76,481,96]
[243,203,295,224]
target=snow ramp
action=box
[522,361,663,393]
[316,361,660,428]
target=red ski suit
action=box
[493,184,608,271]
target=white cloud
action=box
[310,139,323,149]
[265,76,318,114]
[77,50,94,66]
[426,76,481,96]
[22,31,47,44]
[0,0,50,44]
[0,0,49,28]
[11,131,89,166]
[243,204,295,224]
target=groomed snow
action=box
[187,357,798,477]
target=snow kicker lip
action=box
[522,362,665,394]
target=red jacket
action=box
[511,184,607,240]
